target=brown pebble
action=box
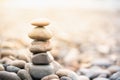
[28,27,52,40]
[0,49,16,57]
[9,60,26,69]
[31,18,50,26]
[0,57,13,64]
[56,69,79,80]
[17,53,30,62]
[30,40,52,53]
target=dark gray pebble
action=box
[17,69,32,80]
[0,71,21,80]
[6,66,20,73]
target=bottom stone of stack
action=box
[28,64,55,79]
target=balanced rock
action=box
[0,71,21,80]
[29,64,54,79]
[32,53,53,65]
[31,18,50,27]
[30,40,51,53]
[17,69,32,80]
[28,27,52,41]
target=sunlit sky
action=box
[2,0,120,10]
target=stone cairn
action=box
[0,18,79,80]
[28,18,57,79]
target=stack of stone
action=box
[28,19,55,80]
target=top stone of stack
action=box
[31,18,50,27]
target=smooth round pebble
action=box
[98,73,108,78]
[31,18,50,26]
[17,69,32,80]
[0,49,16,57]
[0,71,21,80]
[6,66,20,73]
[79,75,90,80]
[107,65,120,74]
[17,53,30,62]
[28,27,52,41]
[30,40,52,53]
[79,68,99,79]
[25,63,31,72]
[56,69,79,80]
[93,78,109,80]
[51,61,63,72]
[9,60,26,69]
[91,59,112,68]
[29,64,54,79]
[0,41,15,49]
[110,71,120,80]
[41,74,59,80]
[0,57,12,64]
[0,64,5,71]
[32,53,53,65]
[60,76,72,80]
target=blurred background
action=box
[0,0,120,72]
